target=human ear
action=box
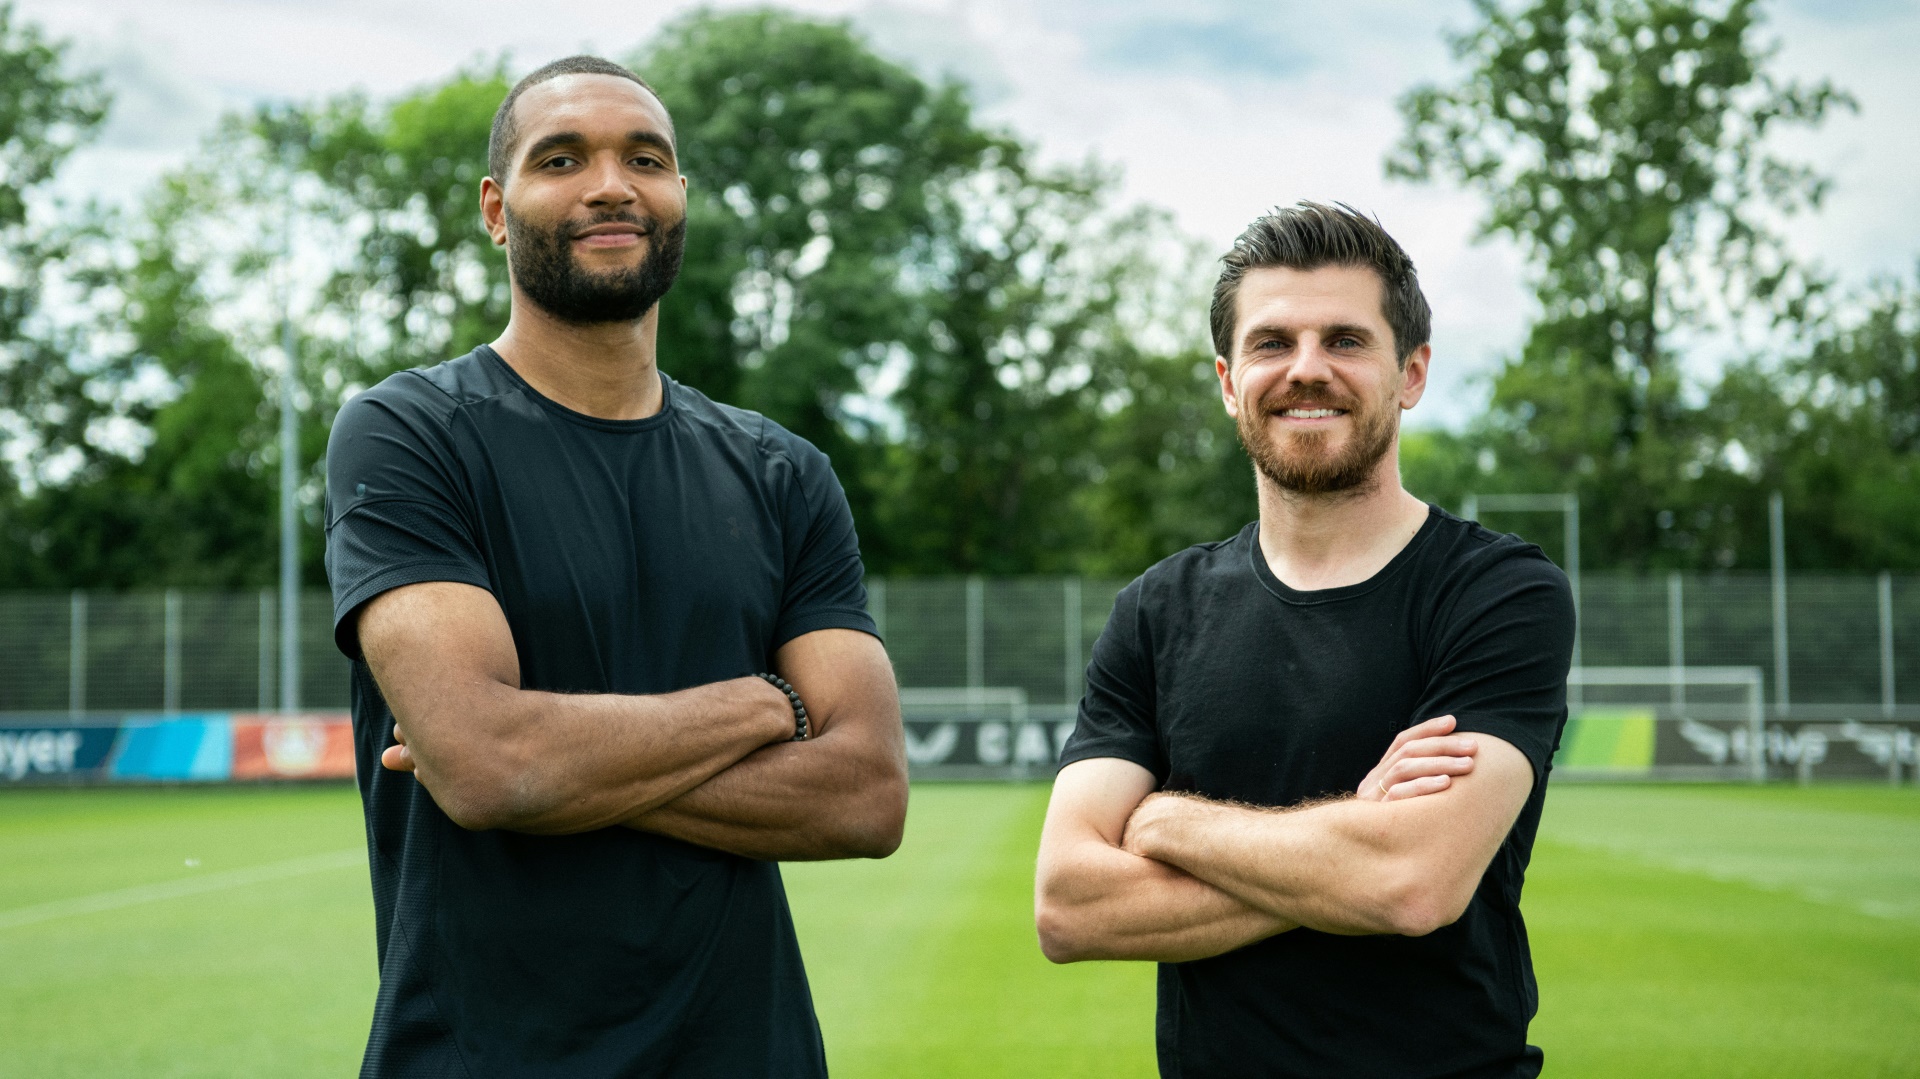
[1216,355,1240,418]
[1398,343,1432,410]
[479,177,508,247]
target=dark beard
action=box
[1236,385,1399,496]
[505,207,686,324]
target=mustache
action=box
[564,211,660,238]
[1258,387,1361,413]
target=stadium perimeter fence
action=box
[2,573,1916,786]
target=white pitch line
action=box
[0,848,366,932]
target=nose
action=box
[1287,334,1337,388]
[579,151,637,210]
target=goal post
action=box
[1558,666,1766,782]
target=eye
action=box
[1331,335,1362,349]
[630,153,662,168]
[542,154,578,169]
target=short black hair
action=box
[488,55,669,186]
[1209,202,1431,367]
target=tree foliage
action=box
[1389,0,1905,570]
[0,7,1253,586]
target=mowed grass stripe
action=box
[1540,784,1920,920]
[3,784,1917,1078]
[788,784,1157,1078]
[1527,834,1920,1077]
[0,846,364,930]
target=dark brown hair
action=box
[1209,202,1430,367]
[488,56,668,186]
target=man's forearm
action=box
[394,677,794,835]
[1125,773,1528,938]
[1128,795,1420,934]
[1036,840,1293,963]
[623,722,907,860]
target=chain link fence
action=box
[0,574,1915,715]
[3,573,1917,783]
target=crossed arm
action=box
[358,580,908,860]
[1034,717,1533,963]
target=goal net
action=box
[1557,666,1768,781]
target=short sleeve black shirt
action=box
[323,346,875,1079]
[1061,509,1574,1079]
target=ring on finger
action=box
[1377,777,1391,797]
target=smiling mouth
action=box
[1277,407,1347,419]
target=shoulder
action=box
[1414,507,1573,620]
[330,350,513,441]
[668,377,834,478]
[1124,523,1259,617]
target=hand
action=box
[382,724,416,772]
[1120,791,1182,858]
[1355,715,1476,802]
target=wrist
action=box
[753,672,809,742]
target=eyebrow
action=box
[520,129,677,169]
[1241,321,1378,344]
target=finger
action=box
[381,744,416,772]
[1386,736,1480,761]
[1384,715,1457,757]
[1385,774,1451,800]
[1385,755,1475,786]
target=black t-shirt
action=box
[1061,509,1574,1079]
[323,345,875,1079]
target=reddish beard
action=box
[1236,386,1399,496]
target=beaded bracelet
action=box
[756,673,810,741]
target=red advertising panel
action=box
[231,714,356,780]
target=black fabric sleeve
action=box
[771,434,877,648]
[323,381,491,660]
[1412,550,1576,786]
[1058,579,1166,781]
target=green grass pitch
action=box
[2,782,1916,1077]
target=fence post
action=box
[868,577,886,640]
[965,576,984,690]
[1063,576,1082,706]
[68,590,87,719]
[1881,572,1896,719]
[1668,572,1685,711]
[1769,492,1789,714]
[258,590,273,711]
[163,589,182,715]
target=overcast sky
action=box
[22,0,1920,428]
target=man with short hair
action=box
[325,55,906,1078]
[1035,202,1573,1078]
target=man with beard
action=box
[1035,203,1573,1079]
[323,56,906,1078]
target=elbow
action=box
[1377,870,1475,938]
[401,724,549,833]
[1035,902,1093,964]
[1032,872,1099,963]
[423,762,542,832]
[831,767,909,859]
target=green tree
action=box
[1703,273,1920,569]
[0,3,108,508]
[3,173,276,587]
[1391,0,1852,569]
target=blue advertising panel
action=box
[0,722,123,783]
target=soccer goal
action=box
[1556,666,1768,782]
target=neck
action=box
[489,290,664,421]
[1253,443,1430,592]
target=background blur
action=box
[3,4,1918,1077]
[2,0,1918,586]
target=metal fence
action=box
[0,573,1914,716]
